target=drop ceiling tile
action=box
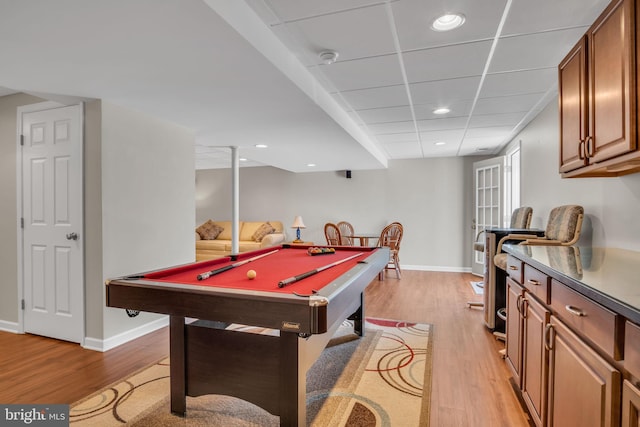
[413,100,473,119]
[489,28,587,73]
[355,105,414,124]
[255,0,385,23]
[465,126,513,138]
[338,84,409,109]
[391,0,507,51]
[458,135,506,155]
[474,93,545,115]
[420,143,459,158]
[501,0,610,37]
[419,129,465,144]
[403,40,492,83]
[468,112,525,128]
[321,54,405,91]
[282,3,396,61]
[410,76,481,105]
[368,121,417,135]
[376,132,419,144]
[418,116,468,131]
[481,68,556,97]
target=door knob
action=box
[66,232,79,241]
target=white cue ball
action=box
[247,269,257,280]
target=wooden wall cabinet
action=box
[559,0,640,178]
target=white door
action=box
[19,103,84,343]
[471,157,505,276]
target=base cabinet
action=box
[505,278,524,386]
[547,316,621,427]
[521,293,550,427]
[506,277,551,427]
[622,380,640,427]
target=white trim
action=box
[83,316,170,352]
[0,320,20,334]
[400,265,471,273]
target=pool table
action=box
[105,244,388,426]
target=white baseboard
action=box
[403,265,471,273]
[84,316,169,352]
[0,320,19,334]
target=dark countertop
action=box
[503,244,640,325]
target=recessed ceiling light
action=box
[434,141,446,146]
[432,13,465,31]
[239,157,247,161]
[433,107,450,115]
[307,163,316,167]
[255,144,268,148]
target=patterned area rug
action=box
[70,318,433,426]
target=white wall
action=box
[196,156,477,271]
[101,101,196,340]
[507,100,640,251]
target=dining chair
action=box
[377,222,403,279]
[337,221,354,246]
[324,223,342,246]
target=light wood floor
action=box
[0,270,530,426]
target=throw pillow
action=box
[252,222,276,242]
[196,220,224,240]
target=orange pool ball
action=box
[247,269,257,280]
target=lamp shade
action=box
[291,216,306,229]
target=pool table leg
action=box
[169,315,187,416]
[279,331,306,427]
[348,292,365,337]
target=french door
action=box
[471,157,505,276]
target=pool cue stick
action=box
[278,252,364,288]
[197,249,279,280]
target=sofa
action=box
[195,220,286,261]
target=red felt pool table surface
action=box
[143,245,375,295]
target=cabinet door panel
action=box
[522,295,549,427]
[622,380,640,427]
[506,278,523,386]
[548,316,620,427]
[559,38,588,173]
[589,0,635,163]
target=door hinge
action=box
[21,299,25,310]
[20,218,24,229]
[20,134,24,146]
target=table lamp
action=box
[291,216,306,243]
